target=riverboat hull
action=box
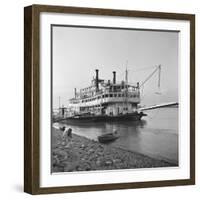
[57,112,147,123]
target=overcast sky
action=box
[52,25,179,109]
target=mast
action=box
[125,61,128,112]
[125,69,128,84]
[59,96,61,109]
[125,60,128,84]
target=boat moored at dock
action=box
[55,69,147,122]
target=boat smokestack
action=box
[113,71,116,84]
[74,88,77,98]
[95,69,99,91]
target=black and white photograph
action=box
[22,4,195,194]
[51,25,179,173]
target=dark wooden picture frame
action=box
[24,4,195,195]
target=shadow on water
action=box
[59,119,147,129]
[55,119,148,148]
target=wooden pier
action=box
[140,102,178,111]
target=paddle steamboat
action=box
[57,69,147,123]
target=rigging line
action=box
[128,65,157,73]
[140,66,159,88]
[118,71,125,78]
[117,72,125,82]
[127,65,157,84]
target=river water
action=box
[55,107,178,165]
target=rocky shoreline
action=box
[52,128,176,172]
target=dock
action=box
[140,102,178,111]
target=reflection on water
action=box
[54,108,178,165]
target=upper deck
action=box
[69,69,140,107]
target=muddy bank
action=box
[52,128,176,172]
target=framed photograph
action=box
[24,4,195,194]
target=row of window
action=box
[81,93,139,103]
[109,85,138,91]
[80,85,138,97]
[80,106,129,111]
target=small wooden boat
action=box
[98,132,119,143]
